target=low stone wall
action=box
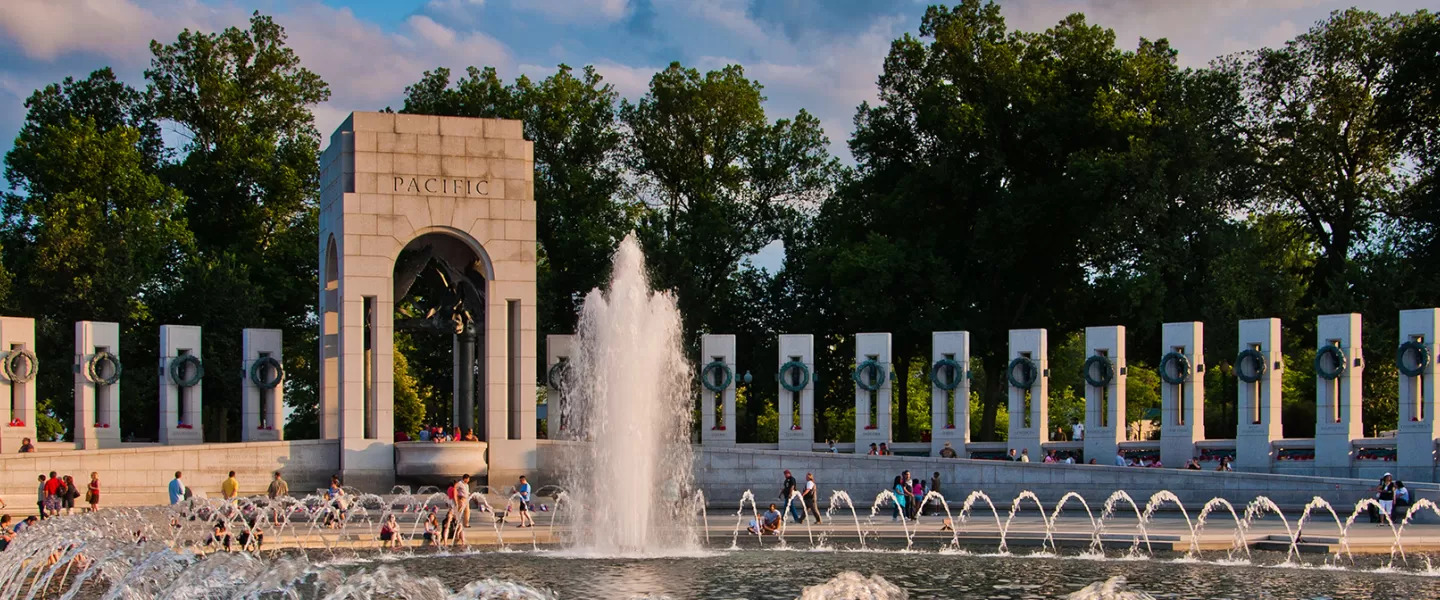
[688,446,1440,513]
[0,440,339,508]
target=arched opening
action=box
[321,235,340,439]
[393,232,489,440]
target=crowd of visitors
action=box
[28,471,101,518]
[0,470,98,552]
[397,426,481,442]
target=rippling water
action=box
[335,546,1440,599]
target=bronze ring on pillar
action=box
[1006,356,1038,390]
[86,351,122,386]
[1236,348,1266,384]
[700,360,733,393]
[1083,354,1114,388]
[1159,351,1189,385]
[249,356,284,389]
[547,358,573,392]
[168,354,204,388]
[779,360,810,392]
[1,348,38,383]
[853,359,886,392]
[930,358,963,391]
[1397,340,1429,377]
[1314,344,1346,380]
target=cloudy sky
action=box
[0,0,1433,166]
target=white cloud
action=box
[0,1,512,148]
[512,0,630,24]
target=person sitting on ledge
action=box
[1186,459,1202,470]
[878,442,890,456]
[1043,451,1057,463]
[423,511,440,546]
[1114,451,1127,467]
[1216,457,1233,472]
[463,429,479,441]
[867,443,879,456]
[18,438,33,453]
[939,442,957,458]
[379,513,400,549]
[754,504,783,535]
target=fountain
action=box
[555,233,700,554]
[2,236,1440,598]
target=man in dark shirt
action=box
[780,470,801,522]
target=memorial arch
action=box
[318,112,537,488]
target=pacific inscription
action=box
[391,176,489,197]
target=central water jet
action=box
[559,233,699,554]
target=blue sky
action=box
[1,0,1434,269]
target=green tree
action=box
[3,91,190,437]
[1124,363,1161,436]
[1227,9,1410,305]
[820,3,1196,441]
[622,62,837,342]
[392,335,428,437]
[146,12,328,440]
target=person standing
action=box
[454,474,472,527]
[168,472,186,505]
[267,471,288,500]
[61,475,78,515]
[43,472,61,517]
[780,470,801,522]
[901,470,917,521]
[86,472,100,513]
[222,471,240,502]
[515,475,534,528]
[1375,473,1396,523]
[930,472,942,502]
[1072,420,1085,442]
[890,476,907,522]
[801,473,822,524]
[35,474,47,520]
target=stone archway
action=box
[317,112,537,489]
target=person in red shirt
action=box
[43,472,62,516]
